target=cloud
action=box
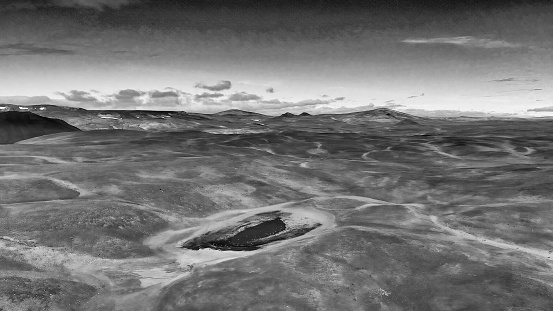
[293,99,334,107]
[0,43,75,56]
[50,0,143,10]
[495,88,543,94]
[150,90,179,98]
[51,88,194,110]
[266,87,274,93]
[126,89,189,109]
[0,96,54,105]
[57,90,98,102]
[492,78,516,82]
[195,80,232,91]
[384,102,405,109]
[402,36,521,49]
[55,90,117,108]
[237,98,335,113]
[407,93,424,99]
[195,92,224,100]
[228,92,262,101]
[137,89,192,110]
[115,89,144,100]
[186,96,336,114]
[527,106,553,112]
[305,104,376,115]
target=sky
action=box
[0,0,552,116]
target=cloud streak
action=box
[190,94,338,114]
[0,43,75,56]
[52,88,192,110]
[195,92,224,100]
[46,87,409,115]
[492,78,516,82]
[0,96,55,106]
[150,90,179,98]
[195,80,232,91]
[528,106,553,112]
[402,36,521,49]
[384,102,405,109]
[50,0,143,10]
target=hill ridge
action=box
[0,111,81,144]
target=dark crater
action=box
[180,211,321,251]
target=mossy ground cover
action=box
[0,277,96,311]
[0,202,168,258]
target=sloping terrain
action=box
[1,106,553,310]
[0,111,80,144]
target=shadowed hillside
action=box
[0,111,80,144]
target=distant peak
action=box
[345,108,420,119]
[213,109,265,116]
[280,112,296,117]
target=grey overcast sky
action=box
[0,0,552,115]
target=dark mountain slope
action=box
[0,111,80,144]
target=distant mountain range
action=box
[0,104,435,143]
[0,104,418,120]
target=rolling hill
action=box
[0,111,81,144]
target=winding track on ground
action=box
[429,215,553,261]
[327,195,553,262]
